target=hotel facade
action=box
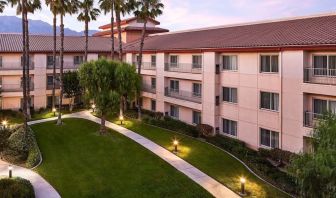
[1,14,336,153]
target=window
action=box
[222,118,237,137]
[0,56,2,68]
[47,96,59,108]
[151,55,156,67]
[135,55,140,63]
[260,92,279,111]
[192,55,202,69]
[222,55,237,70]
[192,83,202,97]
[170,105,179,118]
[192,111,201,125]
[20,77,32,88]
[170,55,178,67]
[47,75,53,86]
[260,128,279,148]
[313,55,336,76]
[151,100,156,111]
[313,99,336,115]
[170,80,179,92]
[260,55,278,73]
[21,56,33,67]
[151,78,156,89]
[222,87,237,103]
[46,55,59,68]
[74,56,84,65]
[20,97,33,108]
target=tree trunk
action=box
[137,20,147,120]
[69,97,73,112]
[110,1,114,59]
[52,12,56,110]
[21,0,28,133]
[84,20,88,62]
[57,14,64,125]
[119,96,123,118]
[100,114,106,135]
[24,6,31,120]
[116,10,122,60]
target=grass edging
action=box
[128,117,295,198]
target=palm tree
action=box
[0,0,7,12]
[134,0,163,119]
[45,0,59,111]
[56,0,79,125]
[77,0,100,62]
[99,0,115,59]
[114,0,135,60]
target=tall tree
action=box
[79,59,120,134]
[99,0,115,59]
[45,0,59,112]
[63,71,82,111]
[114,0,135,60]
[77,0,100,62]
[134,0,163,119]
[289,113,336,197]
[56,0,79,125]
[115,62,140,119]
[0,0,7,12]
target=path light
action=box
[240,177,246,196]
[2,120,8,129]
[8,165,12,178]
[119,115,124,125]
[52,108,57,116]
[173,139,179,153]
[91,104,96,112]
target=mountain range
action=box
[0,16,98,36]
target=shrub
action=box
[0,177,35,198]
[259,148,296,165]
[197,124,214,137]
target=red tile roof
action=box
[124,14,336,52]
[93,26,169,37]
[0,34,121,53]
[98,17,160,29]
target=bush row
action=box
[0,177,35,198]
[131,109,298,195]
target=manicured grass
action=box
[31,118,212,198]
[110,117,290,198]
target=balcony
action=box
[133,62,156,70]
[0,83,34,92]
[165,63,202,74]
[304,111,322,128]
[164,87,201,103]
[304,68,336,85]
[47,84,61,90]
[47,61,81,70]
[141,84,156,94]
[0,62,34,70]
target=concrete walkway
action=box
[0,160,61,198]
[28,111,239,198]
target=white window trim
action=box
[259,53,279,74]
[259,128,280,149]
[259,91,280,112]
[221,54,238,71]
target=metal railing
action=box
[304,68,336,85]
[47,61,81,69]
[133,62,156,70]
[164,63,202,74]
[0,83,34,92]
[141,84,156,94]
[0,62,34,70]
[164,87,201,103]
[304,111,323,128]
[46,84,60,90]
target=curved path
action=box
[0,159,61,198]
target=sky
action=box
[1,0,336,32]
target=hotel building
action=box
[1,14,336,153]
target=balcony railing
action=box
[304,111,323,128]
[165,63,202,74]
[47,62,81,69]
[141,84,156,93]
[304,68,336,85]
[0,62,34,70]
[47,84,61,90]
[0,83,34,92]
[133,62,156,70]
[164,87,201,103]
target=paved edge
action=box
[27,111,239,198]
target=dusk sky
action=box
[1,0,336,32]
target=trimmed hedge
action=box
[131,109,298,195]
[0,177,35,198]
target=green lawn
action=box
[109,117,290,198]
[31,118,212,198]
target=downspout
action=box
[280,49,283,149]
